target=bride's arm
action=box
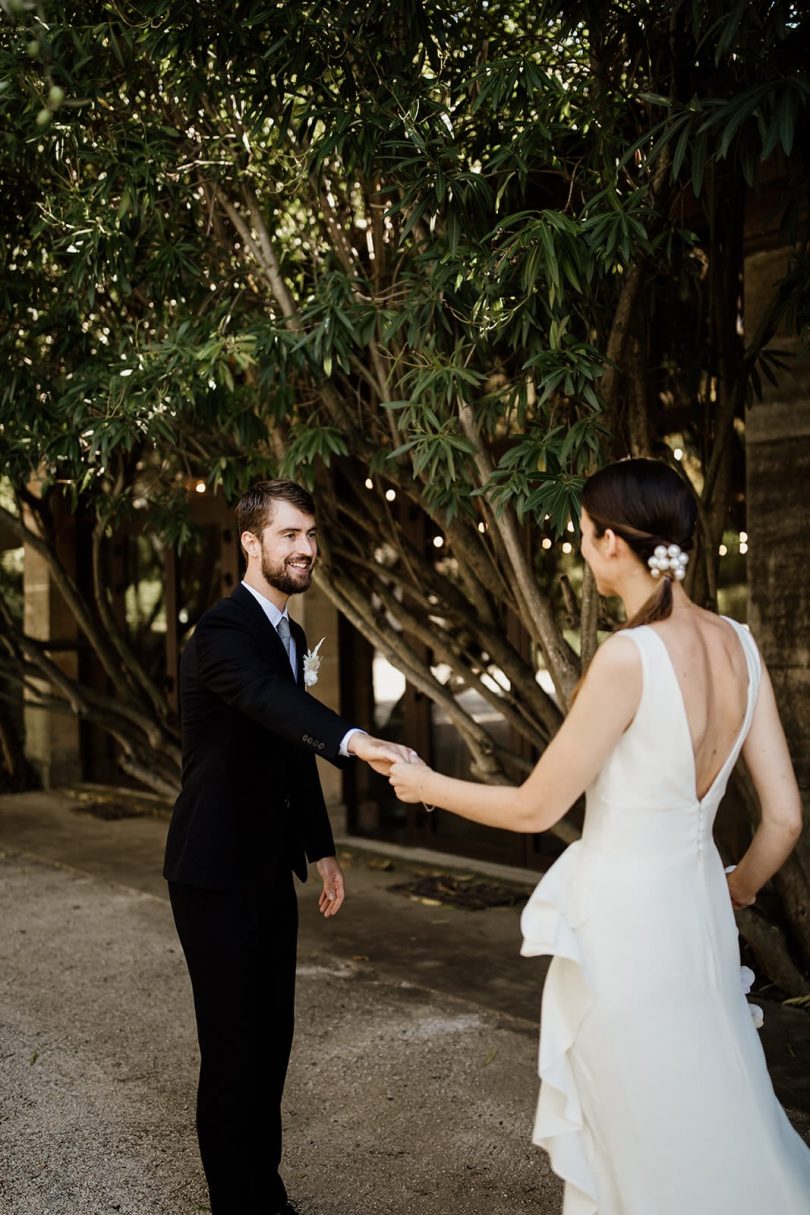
[389,636,642,834]
[727,663,802,909]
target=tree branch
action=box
[0,500,141,698]
[91,514,173,727]
[459,404,579,704]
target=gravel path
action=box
[0,851,560,1215]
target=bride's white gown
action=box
[521,620,810,1214]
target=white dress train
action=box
[521,620,810,1214]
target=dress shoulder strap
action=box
[721,616,762,704]
[720,616,760,665]
[612,624,654,648]
[600,626,659,710]
[609,624,662,663]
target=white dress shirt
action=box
[241,581,362,757]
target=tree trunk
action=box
[746,397,810,979]
[0,697,34,792]
[694,164,745,609]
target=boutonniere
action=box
[303,638,325,688]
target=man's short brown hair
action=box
[235,480,316,548]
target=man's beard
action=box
[261,552,313,595]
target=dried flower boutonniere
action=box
[303,638,325,688]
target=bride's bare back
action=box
[649,608,750,801]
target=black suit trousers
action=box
[169,879,298,1215]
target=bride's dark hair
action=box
[581,458,698,629]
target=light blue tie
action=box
[276,615,292,661]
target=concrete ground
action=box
[0,790,807,1215]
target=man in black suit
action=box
[164,479,412,1215]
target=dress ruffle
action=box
[520,842,597,1215]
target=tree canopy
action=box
[1,1,809,986]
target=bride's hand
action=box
[726,871,755,912]
[389,755,431,804]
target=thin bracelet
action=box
[418,774,435,813]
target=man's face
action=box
[246,501,318,595]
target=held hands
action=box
[347,732,416,776]
[389,754,430,804]
[316,855,345,918]
[347,732,432,802]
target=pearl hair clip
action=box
[648,543,689,581]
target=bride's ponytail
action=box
[624,573,673,630]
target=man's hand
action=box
[316,855,346,918]
[347,732,418,776]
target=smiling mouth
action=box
[287,560,311,572]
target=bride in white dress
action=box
[388,458,810,1214]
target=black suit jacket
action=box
[163,584,355,891]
